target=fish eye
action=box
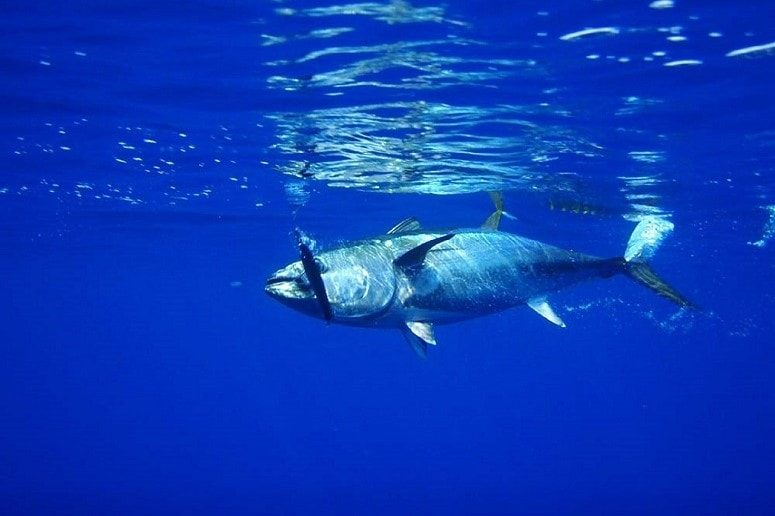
[314,258,328,273]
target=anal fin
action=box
[527,297,566,328]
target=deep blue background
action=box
[1,1,774,514]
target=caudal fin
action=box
[624,261,695,308]
[620,217,696,308]
[624,216,675,262]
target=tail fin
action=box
[624,261,695,308]
[624,216,674,262]
[620,217,696,308]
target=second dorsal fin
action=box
[387,217,422,235]
[482,191,504,230]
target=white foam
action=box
[649,0,674,8]
[726,41,775,57]
[664,59,703,66]
[628,150,665,163]
[559,27,619,41]
[749,205,775,248]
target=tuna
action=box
[265,195,693,358]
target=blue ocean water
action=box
[1,0,774,513]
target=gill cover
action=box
[322,242,398,320]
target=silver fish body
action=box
[268,228,610,327]
[265,213,690,356]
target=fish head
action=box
[265,259,321,317]
[265,243,397,322]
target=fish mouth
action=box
[264,275,311,300]
[265,275,293,286]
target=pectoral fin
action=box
[394,234,454,276]
[405,321,436,345]
[527,297,566,328]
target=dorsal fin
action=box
[387,217,422,235]
[482,191,504,230]
[394,234,454,276]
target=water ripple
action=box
[279,1,468,27]
[266,37,533,91]
[268,101,602,195]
